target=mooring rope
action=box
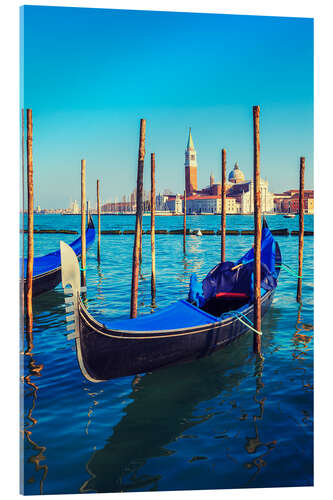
[276,263,302,278]
[220,310,263,336]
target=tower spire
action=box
[187,127,195,150]
[185,128,198,195]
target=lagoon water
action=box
[21,214,313,494]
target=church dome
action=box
[228,162,245,183]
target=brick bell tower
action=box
[185,128,198,195]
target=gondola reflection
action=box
[80,336,255,493]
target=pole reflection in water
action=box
[291,303,314,405]
[80,339,253,493]
[96,263,105,304]
[22,332,48,494]
[243,355,277,484]
[292,304,313,366]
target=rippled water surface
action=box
[21,214,313,494]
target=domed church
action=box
[228,162,246,184]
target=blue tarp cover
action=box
[235,225,276,273]
[189,224,277,304]
[103,299,219,332]
[22,225,95,278]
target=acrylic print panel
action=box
[20,4,313,495]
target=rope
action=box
[220,310,262,336]
[276,263,302,278]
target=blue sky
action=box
[21,5,313,209]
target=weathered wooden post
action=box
[221,148,226,262]
[183,190,187,253]
[151,153,156,303]
[130,119,146,318]
[297,157,305,303]
[21,109,25,320]
[26,109,34,336]
[253,105,262,355]
[97,179,101,263]
[81,159,86,287]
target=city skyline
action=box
[21,6,313,209]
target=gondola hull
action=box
[24,266,62,297]
[61,220,281,383]
[77,288,275,382]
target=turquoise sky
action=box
[21,5,313,209]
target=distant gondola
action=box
[23,216,95,297]
[60,218,281,382]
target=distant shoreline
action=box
[24,212,314,216]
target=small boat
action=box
[23,216,95,297]
[60,219,281,382]
[283,214,295,218]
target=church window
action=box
[191,154,195,161]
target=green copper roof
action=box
[187,128,195,150]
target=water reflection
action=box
[291,304,314,396]
[244,355,277,484]
[22,345,48,493]
[84,387,104,436]
[292,304,313,363]
[80,339,254,493]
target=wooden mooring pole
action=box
[97,179,101,263]
[81,159,86,287]
[253,105,262,355]
[151,153,156,304]
[221,148,226,262]
[297,157,305,303]
[26,109,34,336]
[183,190,187,253]
[21,109,25,330]
[130,119,146,319]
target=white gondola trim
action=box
[66,322,75,331]
[65,305,74,313]
[65,297,73,304]
[66,314,75,323]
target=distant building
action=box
[69,200,80,214]
[274,190,314,214]
[185,128,198,195]
[179,130,275,214]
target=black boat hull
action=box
[24,266,62,297]
[76,287,275,382]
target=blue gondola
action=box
[23,216,95,297]
[60,218,281,382]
